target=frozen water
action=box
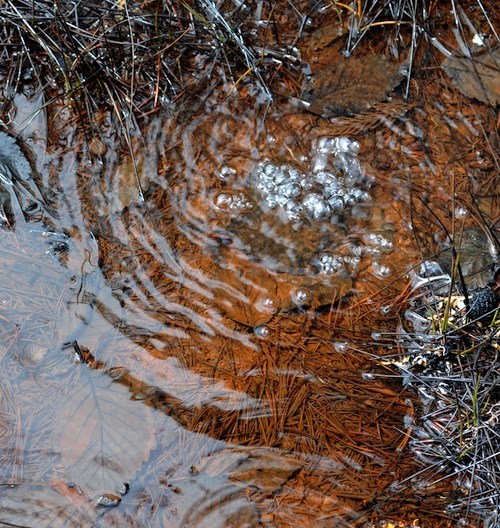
[215,135,386,280]
[0,131,34,181]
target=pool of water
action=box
[0,18,499,528]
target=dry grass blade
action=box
[0,0,274,126]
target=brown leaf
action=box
[302,55,404,118]
[442,47,500,106]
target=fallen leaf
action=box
[442,47,500,106]
[53,368,154,498]
[302,55,404,117]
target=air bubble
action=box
[315,137,337,153]
[255,325,271,338]
[257,178,276,193]
[218,166,236,181]
[343,255,361,270]
[300,176,314,190]
[303,193,331,219]
[373,262,393,278]
[283,167,302,182]
[262,162,275,176]
[214,191,253,213]
[282,182,301,198]
[310,154,328,173]
[255,295,278,314]
[280,193,294,206]
[334,137,353,153]
[365,233,394,253]
[291,288,311,306]
[350,140,361,153]
[264,194,279,208]
[273,171,288,186]
[326,196,343,211]
[344,192,358,206]
[251,141,369,225]
[284,200,302,221]
[314,172,335,185]
[352,188,370,201]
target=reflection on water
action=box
[0,56,499,528]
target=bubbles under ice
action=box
[253,137,372,224]
[209,136,396,282]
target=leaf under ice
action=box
[53,367,154,498]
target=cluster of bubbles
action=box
[253,137,372,223]
[213,190,254,214]
[211,137,397,289]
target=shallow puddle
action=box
[1,4,499,527]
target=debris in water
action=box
[442,47,500,107]
[301,55,404,118]
[97,493,121,507]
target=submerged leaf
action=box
[302,55,404,118]
[442,48,500,106]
